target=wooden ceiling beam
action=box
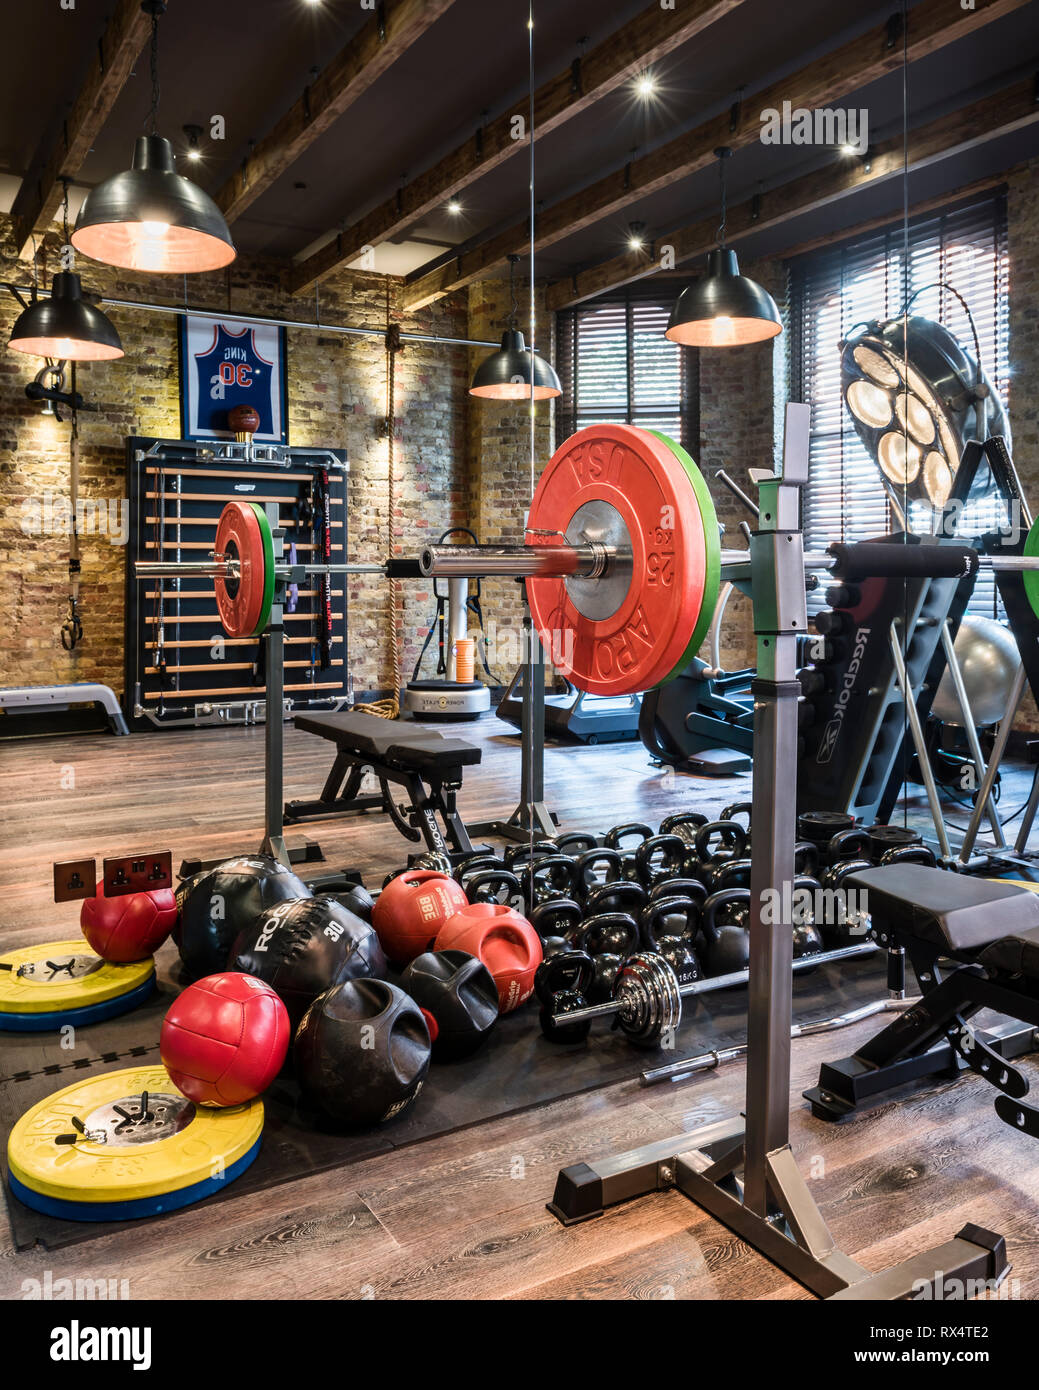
[546,75,1038,309]
[286,0,743,296]
[216,0,457,225]
[10,0,152,261]
[401,0,1031,313]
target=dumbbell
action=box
[536,934,877,1048]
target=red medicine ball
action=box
[80,886,178,963]
[372,870,468,965]
[434,903,542,1013]
[160,972,289,1106]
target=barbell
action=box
[134,422,1039,683]
[538,940,878,1047]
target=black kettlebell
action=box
[524,854,577,913]
[584,879,648,918]
[659,811,709,844]
[790,874,825,959]
[877,844,936,868]
[573,848,623,902]
[825,827,872,866]
[634,834,688,888]
[399,949,499,1059]
[454,853,505,889]
[554,832,599,857]
[700,887,752,977]
[640,898,702,987]
[719,801,752,839]
[648,877,706,909]
[505,840,560,872]
[579,912,640,1002]
[819,858,872,944]
[534,949,595,1044]
[529,897,584,956]
[604,822,655,853]
[464,867,524,909]
[413,850,453,874]
[711,857,752,891]
[793,840,821,878]
[693,820,748,891]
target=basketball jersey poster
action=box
[179,315,288,443]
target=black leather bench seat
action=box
[294,711,481,769]
[848,864,1039,962]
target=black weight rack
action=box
[124,436,349,731]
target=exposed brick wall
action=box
[0,216,468,702]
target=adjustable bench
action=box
[285,711,482,858]
[805,865,1039,1134]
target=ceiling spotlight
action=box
[840,143,857,156]
[628,221,646,251]
[447,199,462,215]
[183,124,203,162]
[635,73,657,99]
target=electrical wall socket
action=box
[102,851,173,898]
[53,859,98,903]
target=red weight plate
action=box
[525,424,707,696]
[214,501,266,638]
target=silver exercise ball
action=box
[932,615,1019,727]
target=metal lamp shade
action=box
[841,314,1009,510]
[665,248,783,347]
[469,329,562,399]
[8,272,123,360]
[72,135,236,274]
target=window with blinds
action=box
[790,192,1009,616]
[555,289,698,449]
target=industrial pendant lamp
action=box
[469,256,562,400]
[666,147,782,348]
[9,186,123,361]
[71,1,236,274]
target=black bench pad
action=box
[847,865,1039,954]
[978,927,1039,979]
[294,712,481,769]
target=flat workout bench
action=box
[285,710,482,858]
[806,865,1039,1133]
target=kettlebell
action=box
[659,811,709,844]
[584,879,647,918]
[505,840,560,872]
[634,834,687,888]
[579,912,640,1002]
[573,848,623,902]
[700,887,752,977]
[554,832,599,857]
[603,822,655,852]
[648,877,706,909]
[710,857,752,891]
[820,858,873,944]
[640,898,703,986]
[534,949,595,1044]
[719,801,752,839]
[463,867,524,908]
[692,821,748,890]
[454,853,505,889]
[413,850,453,875]
[877,843,936,868]
[524,854,578,913]
[825,827,871,866]
[790,874,825,959]
[793,841,821,878]
[529,897,584,956]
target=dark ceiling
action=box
[3,0,1038,294]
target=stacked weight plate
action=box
[0,941,155,1032]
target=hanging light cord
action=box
[716,153,728,247]
[148,7,161,135]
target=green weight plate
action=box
[646,430,720,685]
[247,502,276,636]
[1024,517,1039,624]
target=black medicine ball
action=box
[294,979,431,1127]
[400,949,499,1059]
[176,855,311,979]
[231,896,388,1029]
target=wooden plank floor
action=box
[2,712,1039,1300]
